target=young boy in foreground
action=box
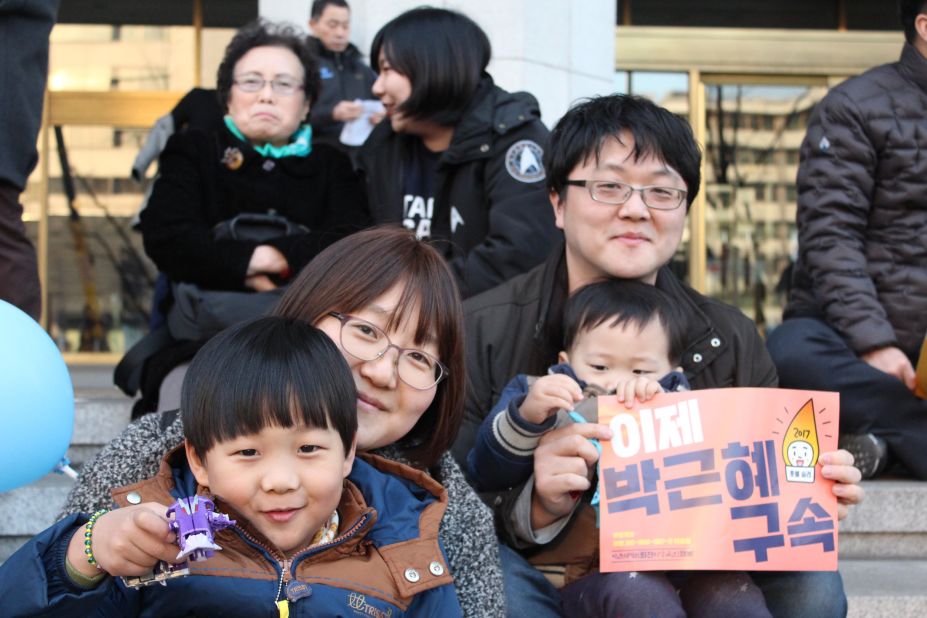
[1,317,460,617]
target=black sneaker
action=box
[838,433,889,479]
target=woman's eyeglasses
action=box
[328,312,447,390]
[233,74,303,96]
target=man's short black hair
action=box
[182,317,357,460]
[545,94,701,210]
[216,19,321,111]
[370,7,491,126]
[563,279,688,365]
[311,0,349,20]
[899,0,927,43]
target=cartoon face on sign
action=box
[782,399,820,483]
[787,440,814,467]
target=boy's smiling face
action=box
[560,317,676,393]
[186,424,355,556]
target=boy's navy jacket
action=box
[467,362,690,492]
[1,449,462,617]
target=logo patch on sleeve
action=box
[505,140,545,183]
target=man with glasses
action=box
[453,94,859,616]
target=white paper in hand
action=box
[339,99,385,146]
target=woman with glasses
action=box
[356,7,559,299]
[62,227,505,617]
[133,20,369,412]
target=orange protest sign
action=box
[597,388,839,572]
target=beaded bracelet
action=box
[83,508,109,570]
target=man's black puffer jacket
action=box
[786,43,927,360]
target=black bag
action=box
[115,212,307,396]
[211,211,308,242]
[166,211,308,341]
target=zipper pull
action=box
[282,558,292,583]
[276,599,290,618]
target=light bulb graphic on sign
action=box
[782,399,820,483]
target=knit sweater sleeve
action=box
[433,452,507,617]
[58,412,185,519]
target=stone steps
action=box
[0,474,73,563]
[68,387,134,466]
[843,559,927,617]
[840,480,927,559]
[0,385,134,563]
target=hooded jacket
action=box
[2,450,461,617]
[355,76,559,298]
[307,37,377,151]
[785,43,927,360]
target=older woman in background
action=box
[140,19,368,294]
[133,20,369,413]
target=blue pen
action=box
[568,411,602,522]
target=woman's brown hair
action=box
[273,226,464,468]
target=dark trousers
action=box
[560,569,845,618]
[767,317,927,479]
[0,180,40,319]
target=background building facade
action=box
[25,0,903,359]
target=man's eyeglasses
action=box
[233,74,303,96]
[565,179,687,211]
[328,312,448,390]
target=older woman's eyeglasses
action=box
[565,179,687,211]
[328,312,448,390]
[233,74,303,96]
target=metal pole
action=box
[193,0,203,87]
[688,69,707,292]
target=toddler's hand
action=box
[67,503,180,579]
[615,376,663,408]
[519,374,583,424]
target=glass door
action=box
[697,76,830,335]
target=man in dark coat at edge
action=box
[767,1,927,480]
[0,0,59,320]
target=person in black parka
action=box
[356,7,560,299]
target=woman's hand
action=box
[820,449,864,520]
[246,245,289,290]
[66,504,179,578]
[245,274,277,292]
[531,423,612,530]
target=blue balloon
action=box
[0,300,74,492]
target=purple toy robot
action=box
[122,495,235,588]
[168,495,236,561]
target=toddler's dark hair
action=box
[563,279,687,364]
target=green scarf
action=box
[223,115,312,159]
